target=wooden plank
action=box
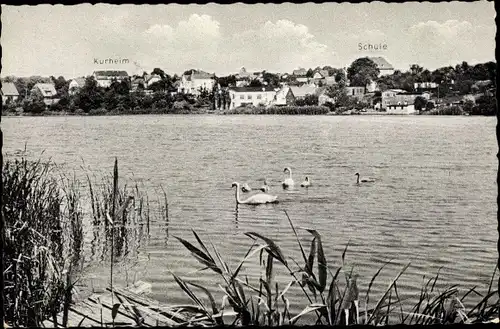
[90,290,178,326]
[86,293,146,326]
[110,286,189,323]
[72,299,137,326]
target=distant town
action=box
[1,56,497,116]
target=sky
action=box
[1,2,496,79]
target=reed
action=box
[170,210,500,326]
[2,157,168,327]
[2,158,82,327]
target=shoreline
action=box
[1,110,484,117]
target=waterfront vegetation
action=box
[3,157,499,326]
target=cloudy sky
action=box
[1,2,496,78]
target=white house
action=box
[228,86,277,109]
[68,77,86,95]
[386,104,417,114]
[31,83,59,105]
[92,70,129,88]
[1,82,19,105]
[368,57,394,76]
[289,84,318,100]
[178,70,216,96]
[145,74,162,88]
[414,82,438,90]
[273,86,295,106]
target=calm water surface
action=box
[2,115,497,314]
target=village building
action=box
[414,82,439,91]
[144,74,162,88]
[368,57,395,76]
[68,77,87,95]
[273,86,295,106]
[382,89,431,114]
[92,70,129,88]
[228,86,277,109]
[30,83,59,105]
[289,84,318,100]
[345,86,366,100]
[1,82,20,105]
[178,70,216,96]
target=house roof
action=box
[276,86,293,98]
[33,83,57,97]
[229,86,276,92]
[293,68,307,76]
[71,77,86,87]
[145,74,161,82]
[185,70,215,80]
[290,84,318,97]
[1,82,19,96]
[368,57,394,70]
[93,70,129,77]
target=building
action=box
[368,57,394,76]
[382,89,431,110]
[292,68,307,77]
[178,70,216,96]
[68,77,87,95]
[92,70,129,88]
[145,74,162,88]
[414,82,438,90]
[289,84,318,100]
[228,86,277,109]
[318,88,335,106]
[345,86,366,100]
[325,76,337,86]
[273,86,295,106]
[130,76,145,92]
[386,104,417,114]
[1,82,19,105]
[30,83,59,105]
[366,80,379,93]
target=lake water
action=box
[2,115,498,318]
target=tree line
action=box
[2,60,496,115]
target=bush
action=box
[224,105,329,115]
[88,108,109,115]
[427,106,464,115]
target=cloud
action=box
[403,19,495,68]
[227,19,334,72]
[408,20,474,40]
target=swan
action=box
[300,176,311,187]
[241,183,252,193]
[259,179,270,193]
[282,167,295,189]
[232,182,278,205]
[355,173,375,184]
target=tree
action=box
[414,96,428,111]
[347,58,380,87]
[249,79,263,87]
[410,64,424,77]
[152,68,166,79]
[306,69,314,78]
[262,72,280,87]
[74,76,104,113]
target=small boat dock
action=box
[42,281,199,327]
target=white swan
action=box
[355,173,375,184]
[232,182,278,205]
[300,176,311,187]
[241,183,252,193]
[259,179,270,193]
[282,167,295,189]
